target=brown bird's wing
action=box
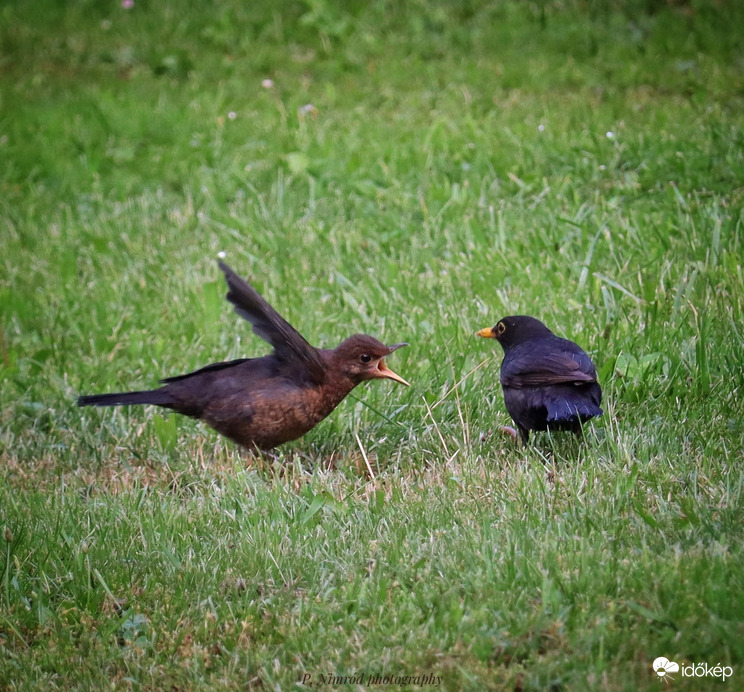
[160,358,252,383]
[219,261,327,385]
[501,350,597,388]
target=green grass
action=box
[2,0,744,689]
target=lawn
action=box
[1,0,743,689]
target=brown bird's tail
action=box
[78,389,174,408]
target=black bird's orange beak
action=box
[477,327,495,339]
[376,343,410,386]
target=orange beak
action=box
[376,358,410,387]
[376,343,410,386]
[477,327,495,339]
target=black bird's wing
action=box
[219,261,327,385]
[501,342,598,389]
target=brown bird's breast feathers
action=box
[198,368,357,450]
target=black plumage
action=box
[477,315,602,445]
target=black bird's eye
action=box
[496,322,506,336]
[360,354,372,363]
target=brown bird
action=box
[477,315,602,445]
[78,261,410,451]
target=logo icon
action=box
[653,657,680,682]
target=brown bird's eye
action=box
[360,354,372,363]
[497,322,506,335]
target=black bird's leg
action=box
[572,420,584,440]
[518,425,530,446]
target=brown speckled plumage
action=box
[79,262,409,451]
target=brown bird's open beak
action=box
[477,327,495,339]
[376,343,410,386]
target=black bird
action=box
[78,261,410,451]
[477,315,602,445]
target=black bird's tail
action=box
[78,389,174,409]
[545,388,603,424]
